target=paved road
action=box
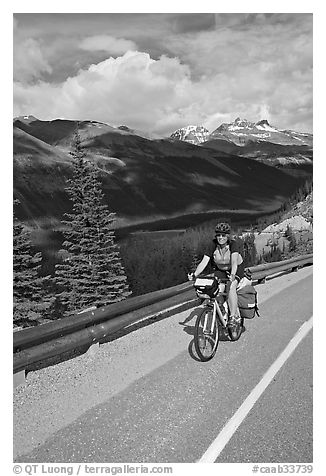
[14,267,313,463]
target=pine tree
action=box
[54,129,130,315]
[13,200,53,327]
[284,224,297,252]
[243,233,258,267]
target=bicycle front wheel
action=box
[194,307,219,361]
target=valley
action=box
[13,115,313,323]
[14,116,312,233]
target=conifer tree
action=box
[243,233,258,267]
[284,224,297,252]
[55,129,130,315]
[13,200,53,326]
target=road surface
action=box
[14,266,313,463]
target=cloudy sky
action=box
[13,12,313,136]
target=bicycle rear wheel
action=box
[194,307,219,361]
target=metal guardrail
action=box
[13,254,312,374]
[250,254,313,281]
[13,281,192,353]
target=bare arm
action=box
[230,252,239,279]
[194,255,210,278]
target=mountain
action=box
[169,118,313,172]
[117,125,161,140]
[13,118,308,231]
[203,137,313,175]
[170,125,210,145]
[209,117,312,147]
[13,126,75,222]
[170,117,313,149]
[13,115,39,124]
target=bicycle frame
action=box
[194,276,229,330]
[204,292,229,332]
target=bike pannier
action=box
[237,285,259,319]
[194,277,218,299]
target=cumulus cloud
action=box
[14,51,197,134]
[14,38,52,82]
[79,35,137,55]
[13,14,312,135]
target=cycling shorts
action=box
[214,261,245,283]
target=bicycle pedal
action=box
[228,317,241,327]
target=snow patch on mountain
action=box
[217,117,255,132]
[256,123,278,132]
[251,133,271,138]
[170,125,210,144]
[228,125,244,131]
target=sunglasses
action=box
[215,233,228,237]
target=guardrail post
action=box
[291,266,299,272]
[13,370,26,389]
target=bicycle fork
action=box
[203,303,216,334]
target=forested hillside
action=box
[14,118,310,228]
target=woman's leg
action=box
[228,280,239,317]
[214,270,227,298]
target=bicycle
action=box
[192,275,243,361]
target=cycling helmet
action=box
[215,222,231,234]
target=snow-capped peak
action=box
[255,119,278,132]
[234,117,250,126]
[172,125,209,134]
[170,125,210,144]
[217,117,255,132]
[209,117,312,147]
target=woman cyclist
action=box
[188,221,245,329]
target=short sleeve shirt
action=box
[204,238,244,270]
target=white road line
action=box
[197,315,313,463]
